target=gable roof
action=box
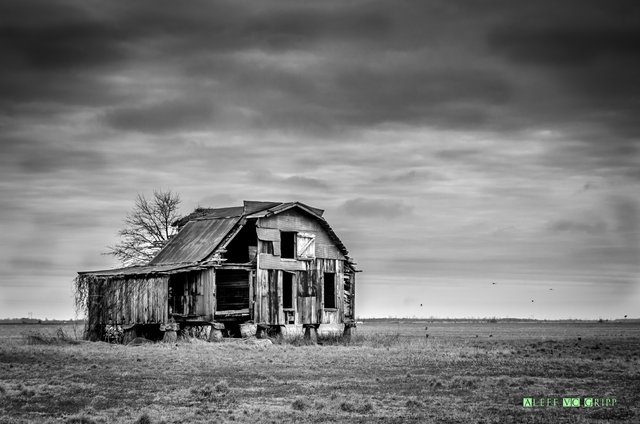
[245,201,324,219]
[80,200,354,277]
[243,200,282,215]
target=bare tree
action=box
[107,190,182,266]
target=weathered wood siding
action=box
[254,269,284,324]
[343,272,355,320]
[89,276,169,326]
[255,241,345,325]
[315,258,344,324]
[169,269,216,319]
[257,210,345,260]
[200,268,216,319]
[257,253,306,271]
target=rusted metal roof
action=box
[149,217,241,265]
[78,263,195,277]
[172,206,243,228]
[243,200,281,215]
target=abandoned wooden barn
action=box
[77,201,359,342]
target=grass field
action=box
[1,320,639,423]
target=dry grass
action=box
[1,321,639,423]
[25,327,81,346]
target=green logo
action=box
[562,398,580,408]
[523,396,616,408]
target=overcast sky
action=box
[1,0,638,320]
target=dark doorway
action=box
[283,272,293,309]
[281,231,296,259]
[323,272,336,309]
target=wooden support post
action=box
[343,321,356,341]
[304,324,318,345]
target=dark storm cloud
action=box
[0,21,125,71]
[0,1,130,109]
[487,1,640,139]
[112,0,392,53]
[3,0,638,142]
[0,0,502,132]
[327,67,511,129]
[489,26,640,67]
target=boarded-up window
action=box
[324,272,335,309]
[296,232,315,260]
[260,240,274,254]
[281,231,296,259]
[217,270,249,311]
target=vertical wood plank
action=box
[263,270,269,323]
[147,279,152,323]
[212,268,217,318]
[201,269,209,319]
[253,269,262,322]
[317,259,324,324]
[157,277,163,322]
[122,280,128,324]
[337,260,344,323]
[150,279,155,322]
[277,270,283,325]
[143,280,149,323]
[292,273,298,324]
[249,270,254,321]
[196,271,204,316]
[129,280,135,323]
[256,269,268,323]
[153,278,157,322]
[352,273,356,320]
[269,270,276,324]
